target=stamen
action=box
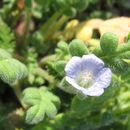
[76,71,94,88]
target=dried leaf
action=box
[76,19,104,42]
[99,17,130,43]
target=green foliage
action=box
[68,0,90,11]
[0,58,28,85]
[0,0,130,129]
[40,41,70,78]
[117,43,130,54]
[69,39,89,56]
[0,20,15,53]
[118,0,130,9]
[25,0,32,9]
[31,34,130,130]
[34,0,52,8]
[0,0,16,20]
[56,0,92,12]
[100,32,119,54]
[71,85,116,115]
[25,48,54,86]
[126,32,130,42]
[29,0,90,19]
[0,48,12,60]
[54,60,67,76]
[22,87,60,124]
[0,48,28,85]
[56,41,69,56]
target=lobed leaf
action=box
[22,87,60,124]
[0,20,15,53]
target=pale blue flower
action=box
[65,54,112,96]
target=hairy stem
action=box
[35,67,54,84]
[22,9,31,45]
[40,9,64,34]
[44,15,69,41]
[12,81,26,108]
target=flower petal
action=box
[82,87,104,96]
[64,54,112,97]
[65,76,105,96]
[65,56,82,78]
[93,68,112,88]
[65,76,104,96]
[65,76,84,92]
[82,54,104,73]
[58,78,77,94]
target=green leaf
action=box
[71,86,116,115]
[25,0,32,9]
[117,43,130,54]
[123,59,130,64]
[22,87,60,124]
[34,0,51,8]
[54,60,67,76]
[0,20,15,53]
[0,48,12,60]
[64,7,77,17]
[57,41,69,54]
[0,59,28,84]
[56,0,91,12]
[69,39,89,56]
[126,32,130,42]
[68,0,90,11]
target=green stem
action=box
[96,51,130,61]
[23,9,31,45]
[12,81,26,108]
[116,43,130,54]
[40,9,64,34]
[39,55,57,66]
[44,15,69,41]
[93,44,130,60]
[35,67,54,84]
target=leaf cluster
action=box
[22,87,60,124]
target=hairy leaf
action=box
[22,87,60,124]
[71,86,116,115]
[0,59,28,84]
[0,48,12,60]
[54,60,66,76]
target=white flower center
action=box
[76,70,94,88]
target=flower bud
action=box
[69,39,89,56]
[100,32,119,54]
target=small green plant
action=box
[0,20,15,53]
[22,87,60,124]
[0,0,130,130]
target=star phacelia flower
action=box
[65,54,112,96]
